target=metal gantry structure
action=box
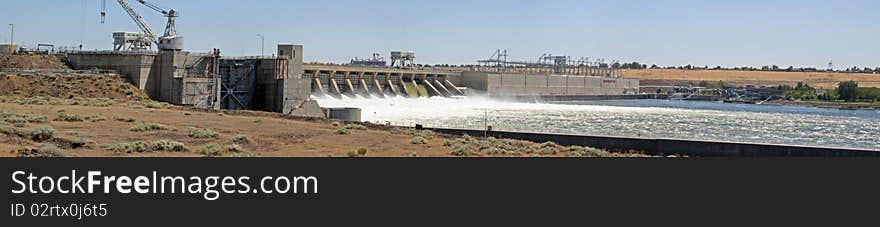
[101,0,183,51]
[476,49,622,77]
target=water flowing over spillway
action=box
[313,95,880,150]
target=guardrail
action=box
[423,127,880,157]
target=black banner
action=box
[1,158,878,225]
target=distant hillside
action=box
[622,69,880,89]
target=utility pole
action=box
[8,24,13,45]
[256,34,264,57]
[483,110,498,137]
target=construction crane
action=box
[101,0,183,51]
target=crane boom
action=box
[115,0,159,46]
[136,0,168,14]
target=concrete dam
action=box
[63,44,641,119]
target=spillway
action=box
[305,66,465,99]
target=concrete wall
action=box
[68,51,217,106]
[461,71,489,91]
[459,71,640,97]
[67,53,157,95]
[0,44,18,55]
[153,51,216,105]
[264,44,322,118]
[426,128,880,157]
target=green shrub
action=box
[411,136,427,144]
[31,125,55,141]
[451,145,474,156]
[188,127,219,138]
[88,115,107,122]
[15,96,52,105]
[346,147,369,157]
[70,138,96,149]
[72,97,115,107]
[28,115,49,123]
[343,124,368,130]
[485,147,503,155]
[130,122,169,132]
[201,145,223,157]
[3,116,28,124]
[442,139,453,147]
[39,144,66,157]
[408,152,418,157]
[227,153,259,158]
[539,141,558,149]
[226,144,244,153]
[0,125,26,137]
[55,113,85,122]
[539,147,558,155]
[232,135,250,144]
[567,146,605,157]
[143,100,164,109]
[115,116,136,122]
[414,130,436,139]
[150,140,188,152]
[109,141,151,153]
[335,128,350,135]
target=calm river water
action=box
[315,96,880,150]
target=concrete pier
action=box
[448,71,640,97]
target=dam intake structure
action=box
[305,65,465,99]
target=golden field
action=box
[622,69,880,89]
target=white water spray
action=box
[312,95,672,125]
[311,95,880,150]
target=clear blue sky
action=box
[2,0,877,68]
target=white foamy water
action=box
[314,95,880,150]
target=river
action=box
[314,96,880,150]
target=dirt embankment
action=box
[0,74,147,100]
[0,101,647,158]
[623,69,880,89]
[0,55,69,70]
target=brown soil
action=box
[0,102,650,158]
[0,74,146,99]
[0,55,69,70]
[623,69,880,89]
